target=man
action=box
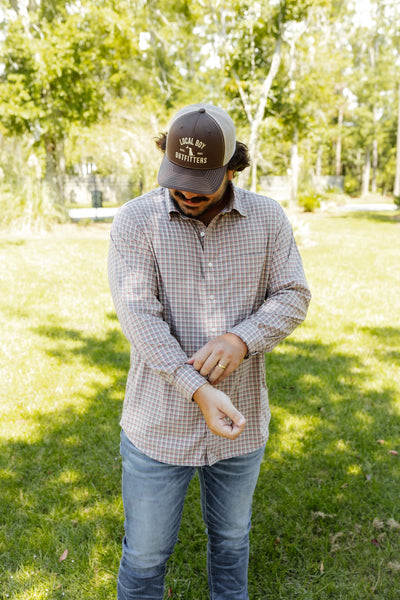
[108,103,311,600]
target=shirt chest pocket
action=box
[221,251,266,285]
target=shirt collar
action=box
[230,186,248,217]
[165,184,248,220]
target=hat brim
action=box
[157,154,228,195]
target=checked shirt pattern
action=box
[108,185,311,466]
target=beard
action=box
[169,180,234,212]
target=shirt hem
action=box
[120,421,269,467]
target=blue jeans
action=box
[117,430,265,600]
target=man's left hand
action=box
[188,333,248,385]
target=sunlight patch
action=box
[346,464,362,476]
[270,407,321,456]
[58,469,81,484]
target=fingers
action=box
[188,344,221,374]
[189,350,233,384]
[192,384,246,440]
[209,361,234,385]
[217,417,246,440]
[188,334,248,385]
[220,405,246,440]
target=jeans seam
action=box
[198,467,215,599]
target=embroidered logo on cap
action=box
[175,137,208,165]
[166,108,225,171]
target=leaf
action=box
[329,532,343,552]
[373,518,384,530]
[387,519,400,530]
[371,538,380,547]
[59,549,68,562]
[168,587,173,598]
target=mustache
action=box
[173,191,209,203]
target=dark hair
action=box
[155,133,251,173]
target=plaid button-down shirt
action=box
[108,185,311,466]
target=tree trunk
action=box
[316,145,322,178]
[251,153,258,192]
[237,37,282,191]
[362,148,371,197]
[335,105,343,177]
[290,128,299,204]
[44,135,65,204]
[371,138,378,193]
[394,82,400,198]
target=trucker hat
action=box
[157,103,236,195]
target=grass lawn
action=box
[0,211,399,599]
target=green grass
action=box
[1,212,400,599]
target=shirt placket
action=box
[187,221,220,465]
[197,223,220,340]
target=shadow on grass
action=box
[34,324,129,370]
[360,325,400,363]
[1,321,400,599]
[0,239,26,248]
[336,211,400,224]
[249,332,400,599]
[0,318,130,599]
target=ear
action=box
[227,170,234,181]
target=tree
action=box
[345,0,400,196]
[0,0,136,201]
[395,83,400,198]
[221,0,335,193]
[1,0,400,213]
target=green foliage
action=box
[0,0,139,195]
[0,135,63,229]
[297,189,322,212]
[344,174,362,196]
[0,0,400,212]
[394,196,400,207]
[65,104,163,196]
[2,16,97,136]
[0,178,64,231]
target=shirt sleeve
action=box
[108,208,207,400]
[228,209,311,354]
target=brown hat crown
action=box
[157,104,236,195]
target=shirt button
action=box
[200,231,206,237]
[210,327,217,333]
[209,295,215,300]
[208,262,213,268]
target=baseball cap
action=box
[157,103,236,195]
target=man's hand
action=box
[187,333,248,385]
[193,383,246,440]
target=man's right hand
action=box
[193,383,246,440]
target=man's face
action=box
[169,172,233,223]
